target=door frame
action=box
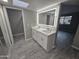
[2,6,26,45]
[0,5,12,47]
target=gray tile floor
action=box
[0,39,8,59]
[0,57,7,59]
[14,34,25,43]
[9,38,79,59]
[0,38,8,56]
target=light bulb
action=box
[3,0,8,2]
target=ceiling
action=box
[0,0,79,11]
[21,0,67,11]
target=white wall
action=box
[23,9,36,39]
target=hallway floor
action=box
[14,34,25,43]
[9,39,79,59]
[56,31,73,48]
[0,43,8,59]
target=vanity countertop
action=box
[32,24,56,36]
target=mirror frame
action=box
[37,8,57,26]
[36,3,61,29]
[37,8,56,26]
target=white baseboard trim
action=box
[0,55,8,57]
[13,33,24,37]
[25,38,32,41]
[72,45,79,50]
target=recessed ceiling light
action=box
[13,0,29,8]
[3,0,8,2]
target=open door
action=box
[3,6,25,44]
[0,5,12,47]
[0,5,12,56]
[3,6,14,45]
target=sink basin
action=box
[33,24,56,34]
[42,29,51,33]
[36,26,55,33]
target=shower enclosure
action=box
[3,6,25,44]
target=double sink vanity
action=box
[32,24,56,51]
[32,5,60,51]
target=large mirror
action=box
[39,10,55,26]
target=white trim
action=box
[3,6,14,45]
[25,38,32,41]
[37,8,56,25]
[36,13,39,25]
[36,7,60,27]
[22,9,26,40]
[0,5,11,47]
[0,55,8,57]
[13,33,24,37]
[72,45,79,50]
[37,8,56,14]
[3,6,22,11]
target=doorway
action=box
[3,6,25,44]
[56,4,79,48]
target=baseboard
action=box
[0,55,8,57]
[25,38,32,41]
[13,33,24,37]
[72,45,79,50]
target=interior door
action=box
[2,6,25,44]
[2,6,14,45]
[6,8,25,43]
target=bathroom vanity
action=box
[32,4,60,51]
[32,24,56,51]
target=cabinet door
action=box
[36,31,41,43]
[32,29,36,40]
[40,34,47,50]
[47,34,56,50]
[32,30,41,44]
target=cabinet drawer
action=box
[47,34,56,50]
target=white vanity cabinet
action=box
[32,27,56,51]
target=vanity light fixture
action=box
[36,13,39,24]
[3,0,8,2]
